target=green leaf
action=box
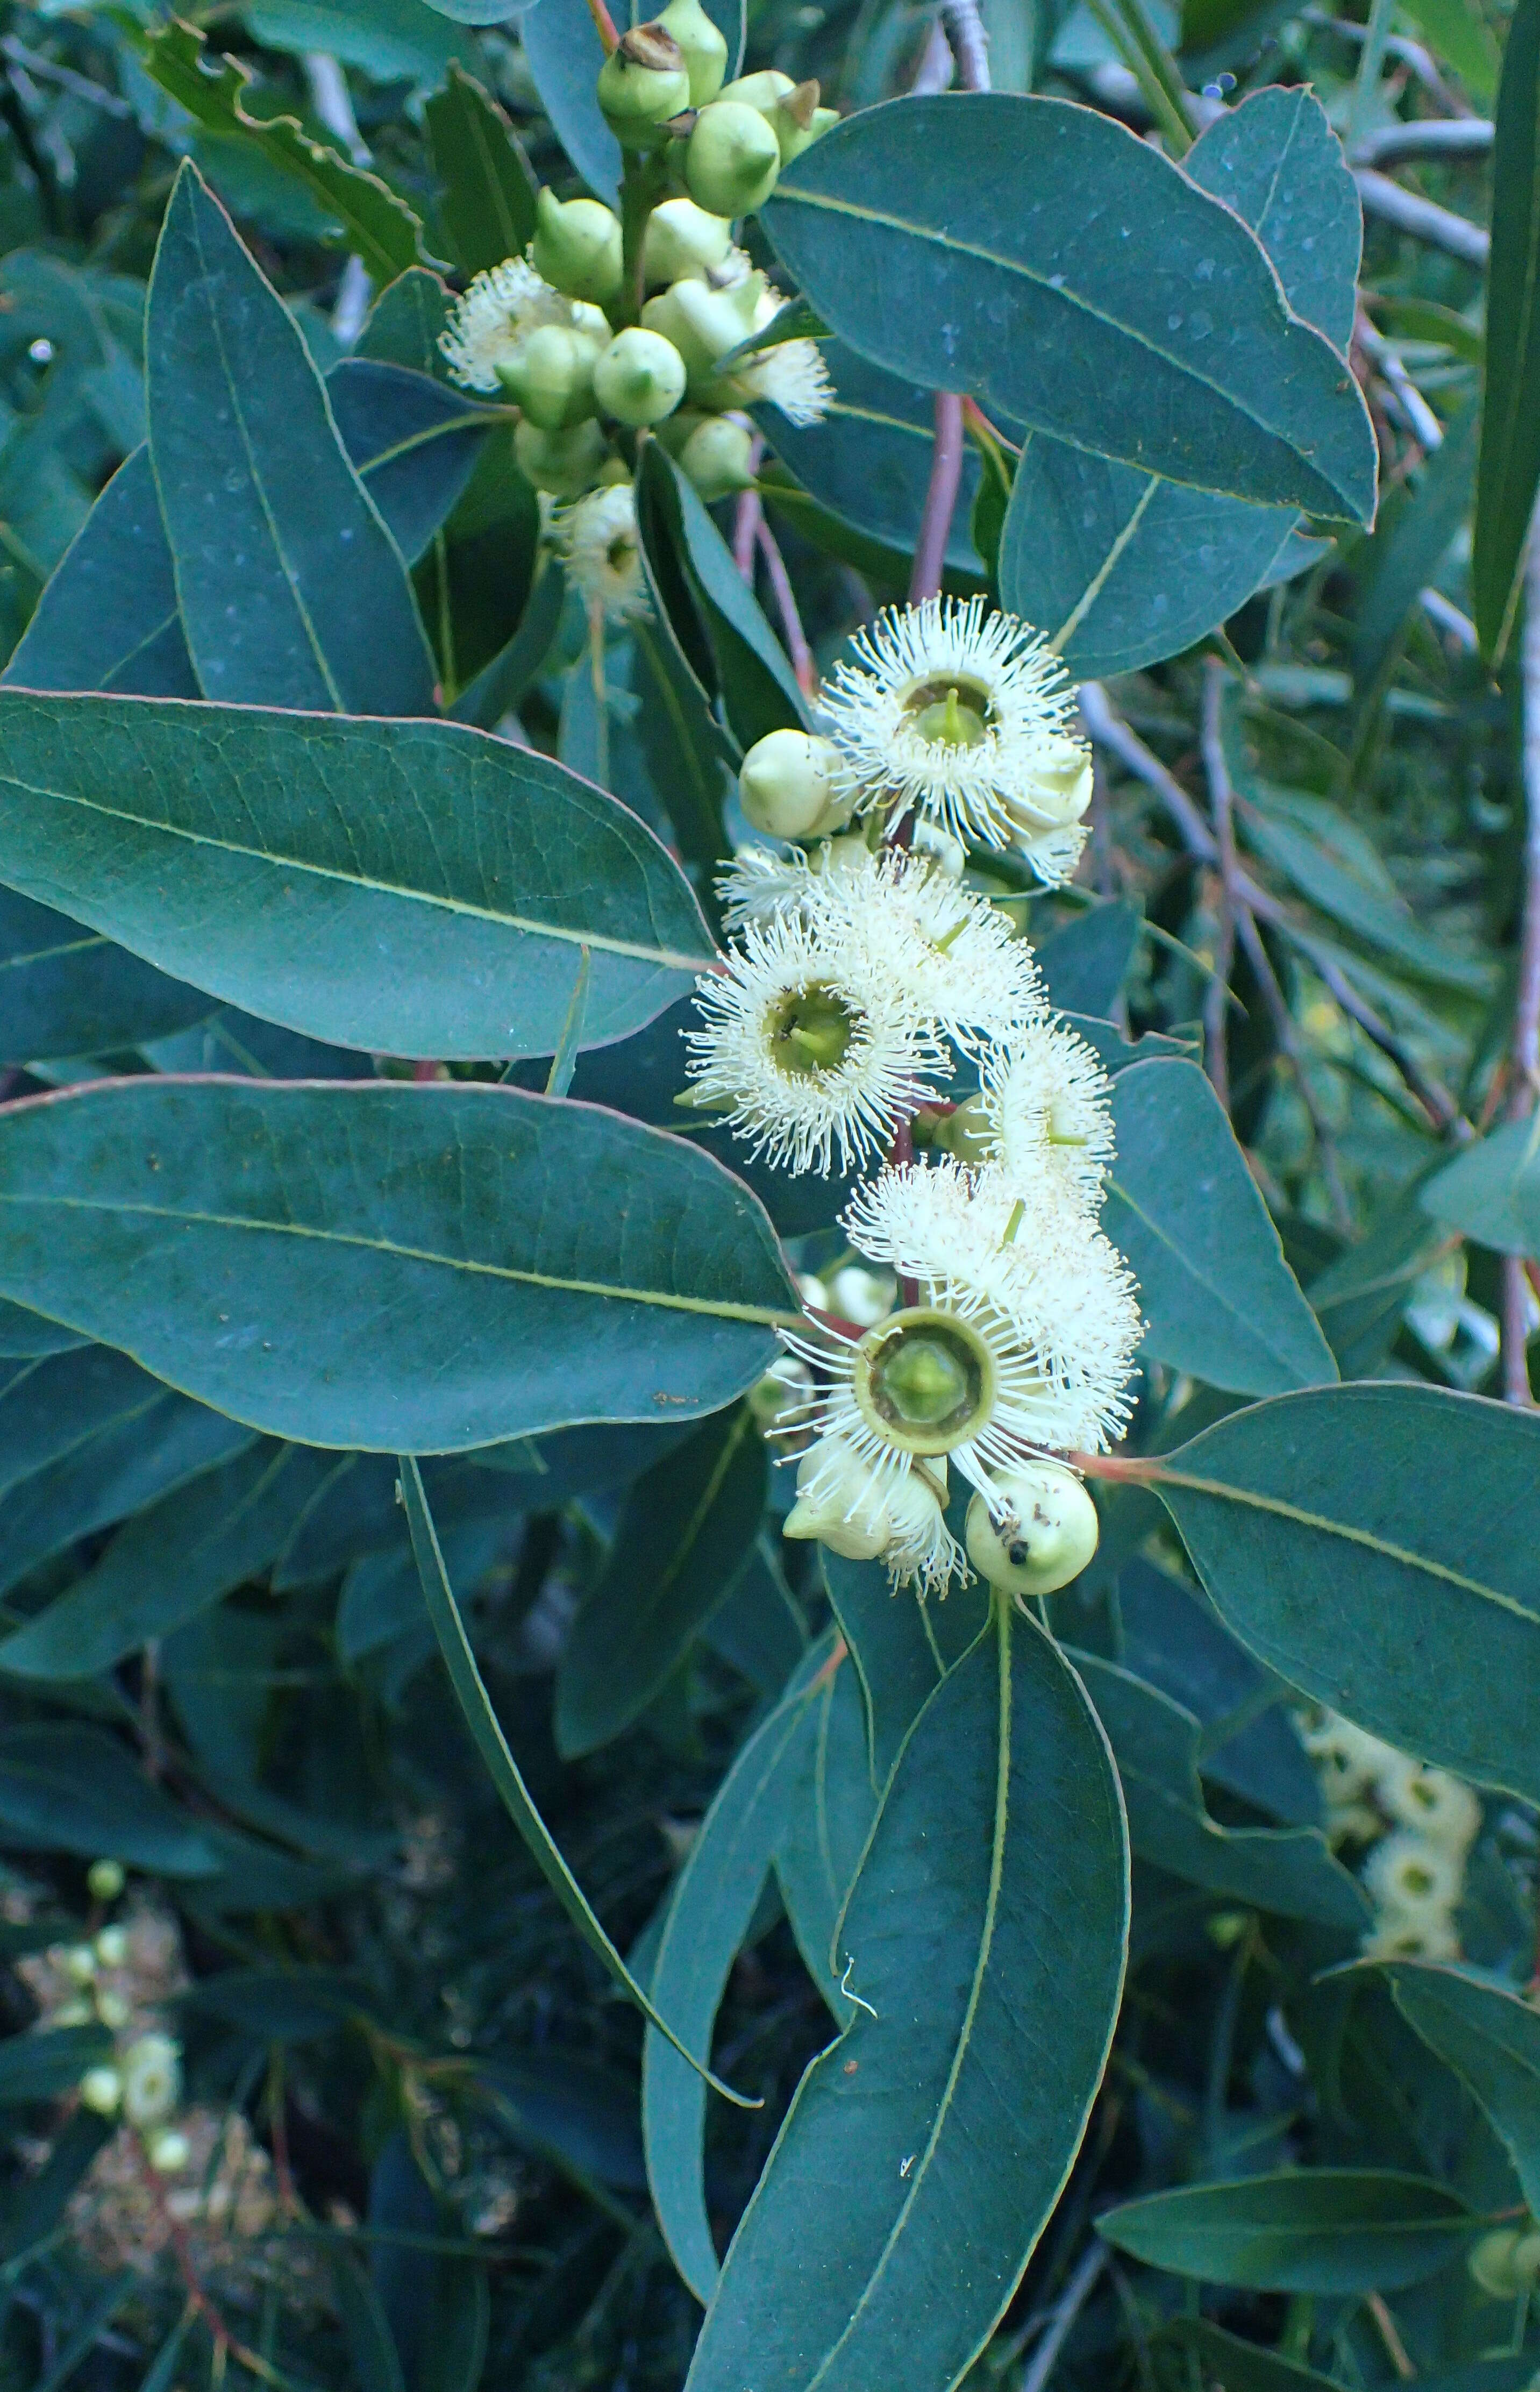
[1375,1962,1540,2216]
[242,0,477,81]
[0,2022,113,2106]
[0,1343,177,1506]
[1071,1652,1366,1926]
[1472,0,1540,659]
[1422,1113,1540,1257]
[821,1550,988,1787]
[475,2053,647,2192]
[1152,2317,1358,2391]
[358,268,455,378]
[1037,904,1141,1017]
[1352,401,1480,697]
[519,0,621,205]
[426,63,539,276]
[1396,0,1501,103]
[1097,2168,1472,2291]
[181,1965,370,2042]
[139,22,426,284]
[626,617,733,872]
[774,1648,878,2025]
[555,1403,767,1756]
[0,2109,115,2261]
[0,689,714,1059]
[2,448,197,701]
[685,1609,1129,2392]
[448,558,568,729]
[0,887,211,1065]
[0,1078,795,1451]
[146,162,437,716]
[638,444,809,750]
[0,1724,220,1875]
[1103,1058,1338,1396]
[327,360,496,566]
[762,95,1378,524]
[401,1456,761,2106]
[1184,87,1360,355]
[644,1643,832,2300]
[1307,1174,1453,1378]
[0,1442,334,1681]
[1146,1384,1540,1803]
[0,1302,84,1360]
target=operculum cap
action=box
[685,99,781,216]
[531,189,624,303]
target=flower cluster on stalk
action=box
[1301,1710,1482,1959]
[687,598,1140,1598]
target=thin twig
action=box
[1351,118,1492,163]
[1199,662,1237,1111]
[911,17,954,91]
[1020,2244,1109,2392]
[756,521,816,696]
[1237,910,1353,1231]
[1366,2293,1418,2382]
[908,394,965,606]
[940,0,990,92]
[1353,168,1489,265]
[1500,509,1540,1406]
[732,437,766,580]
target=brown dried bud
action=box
[619,22,686,69]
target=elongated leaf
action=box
[0,1343,176,1506]
[448,559,568,730]
[1352,401,1480,696]
[0,1301,84,1359]
[1472,0,1540,658]
[0,886,210,1065]
[0,1442,333,1681]
[774,1651,878,2025]
[358,268,455,378]
[686,1609,1128,2392]
[326,360,495,565]
[1037,905,1141,1016]
[638,443,808,750]
[401,1457,759,2106]
[1103,1059,1337,1396]
[138,21,425,284]
[555,1404,766,1756]
[644,1643,832,2300]
[1099,2169,1472,2291]
[1146,1383,1540,1802]
[0,1725,219,1874]
[0,1078,795,1451]
[1422,1113,1540,1256]
[2,448,196,700]
[0,2023,113,2106]
[426,63,539,275]
[821,1550,988,1787]
[1072,1654,1365,1926]
[1154,2318,1366,2391]
[0,690,714,1059]
[244,0,477,79]
[520,0,621,205]
[1375,1962,1540,2215]
[1184,87,1360,355]
[0,1396,254,1603]
[626,617,733,873]
[762,95,1378,523]
[475,2053,646,2191]
[147,163,436,716]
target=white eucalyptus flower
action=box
[1360,1913,1461,1962]
[1376,1759,1481,1853]
[556,481,649,622]
[1363,1832,1461,1921]
[784,1433,958,1592]
[819,596,1087,850]
[973,1019,1117,1215]
[1010,815,1092,890]
[439,258,607,393]
[716,837,870,930]
[802,845,1046,1052]
[683,912,951,1174]
[122,2031,181,2128]
[735,331,834,426]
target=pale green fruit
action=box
[642,273,759,387]
[657,0,728,106]
[531,188,623,304]
[502,323,598,430]
[596,27,690,148]
[593,325,688,425]
[965,1463,1099,1597]
[86,1859,125,1901]
[514,417,610,496]
[78,2067,123,2117]
[643,196,734,285]
[716,69,796,110]
[1470,2229,1540,2298]
[685,99,781,216]
[738,729,848,839]
[679,411,757,500]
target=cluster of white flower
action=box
[686,602,1138,1598]
[1300,1711,1481,1959]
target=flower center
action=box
[906,677,992,751]
[771,981,855,1078]
[853,1306,995,1456]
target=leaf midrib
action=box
[1107,1172,1318,1383]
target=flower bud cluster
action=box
[1299,1709,1481,1960]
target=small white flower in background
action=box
[973,1020,1117,1216]
[1377,1756,1482,1853]
[1364,1830,1463,1920]
[1299,1709,1481,1960]
[683,910,951,1175]
[121,2031,181,2128]
[826,1262,895,1327]
[439,257,600,392]
[819,595,1089,858]
[1361,1912,1462,1962]
[557,481,650,623]
[801,845,1046,1053]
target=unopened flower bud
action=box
[679,412,757,500]
[597,25,691,148]
[912,819,966,878]
[1003,734,1094,834]
[593,326,687,425]
[96,1990,130,2030]
[767,77,828,162]
[148,2128,191,2175]
[686,101,781,216]
[531,188,624,304]
[642,272,761,383]
[716,69,796,111]
[87,1860,125,1902]
[78,2066,122,2117]
[93,1925,128,1968]
[657,0,729,106]
[748,1352,813,1430]
[121,2032,181,2128]
[739,730,849,839]
[965,1462,1099,1597]
[784,1436,892,1561]
[1470,2228,1540,2299]
[63,1944,97,1984]
[502,323,598,430]
[644,197,734,284]
[514,417,610,497]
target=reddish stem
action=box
[757,521,816,697]
[585,0,620,51]
[907,390,964,608]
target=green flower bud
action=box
[514,417,610,497]
[87,1860,125,1902]
[78,2066,122,2117]
[1002,732,1095,834]
[965,1463,1099,1598]
[738,729,849,839]
[643,270,762,386]
[94,1924,128,1968]
[716,69,796,111]
[122,2031,181,2128]
[96,1989,130,2030]
[593,325,687,425]
[597,25,691,149]
[686,100,780,217]
[657,0,729,107]
[643,196,735,285]
[767,78,826,163]
[503,323,598,430]
[1470,2228,1540,2299]
[932,1090,993,1167]
[679,410,756,500]
[531,188,624,304]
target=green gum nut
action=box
[679,411,756,500]
[656,0,729,108]
[767,78,825,163]
[716,69,796,111]
[685,101,781,217]
[596,26,691,148]
[965,1463,1100,1598]
[739,729,848,838]
[643,196,734,285]
[508,323,598,430]
[1470,2230,1540,2298]
[593,325,687,425]
[531,188,623,304]
[642,273,759,385]
[514,416,610,496]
